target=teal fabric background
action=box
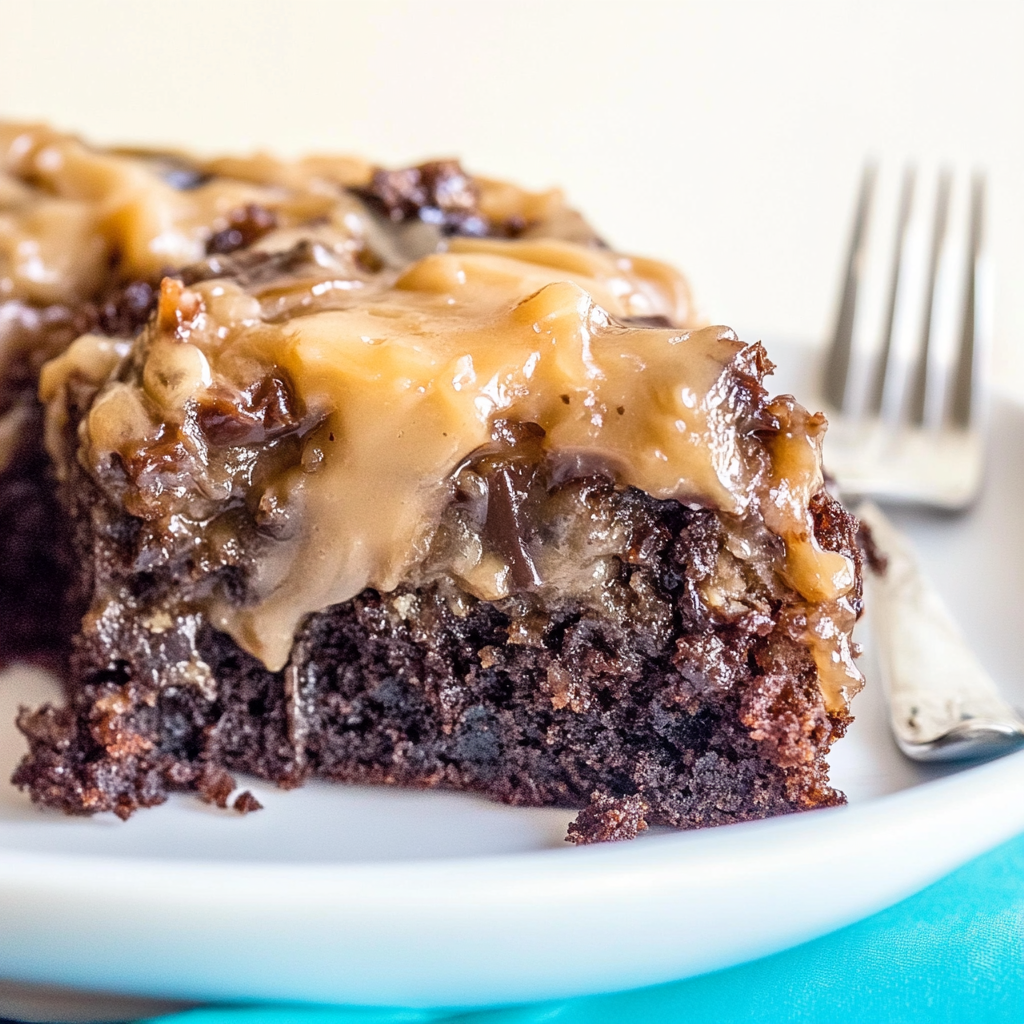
[152,831,1024,1024]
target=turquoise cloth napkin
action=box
[151,831,1024,1024]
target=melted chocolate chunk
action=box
[94,280,159,338]
[207,204,279,256]
[484,463,544,591]
[196,375,302,447]
[478,421,547,590]
[357,160,490,237]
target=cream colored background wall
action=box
[2,0,1022,395]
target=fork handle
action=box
[858,501,1024,761]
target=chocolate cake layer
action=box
[15,457,860,841]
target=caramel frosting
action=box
[0,120,607,471]
[0,122,597,309]
[42,235,860,711]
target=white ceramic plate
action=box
[1,343,1022,1010]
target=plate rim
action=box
[2,359,1022,1006]
[2,747,1023,1006]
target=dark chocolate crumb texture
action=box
[5,124,864,842]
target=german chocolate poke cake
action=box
[3,124,865,843]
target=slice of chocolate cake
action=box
[0,123,595,663]
[14,188,865,841]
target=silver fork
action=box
[823,164,989,508]
[822,164,1024,761]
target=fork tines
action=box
[821,163,991,509]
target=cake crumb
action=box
[566,792,650,845]
[857,519,888,575]
[233,790,263,814]
[196,764,236,809]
